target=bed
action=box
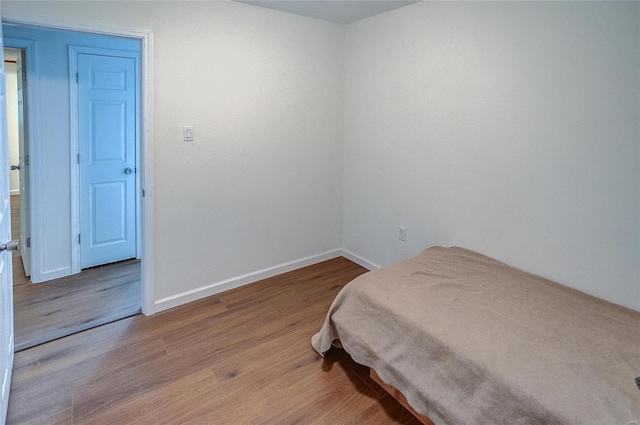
[311,246,640,424]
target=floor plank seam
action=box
[160,333,169,356]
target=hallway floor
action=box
[10,195,142,351]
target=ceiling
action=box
[234,0,421,25]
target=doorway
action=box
[3,48,29,287]
[3,26,147,350]
[2,13,154,308]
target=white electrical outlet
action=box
[398,226,407,242]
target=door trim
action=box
[69,45,141,272]
[2,13,156,315]
[2,38,37,281]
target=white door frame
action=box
[1,13,156,315]
[3,38,35,280]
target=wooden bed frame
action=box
[370,368,434,425]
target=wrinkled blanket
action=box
[311,246,640,424]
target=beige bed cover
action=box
[311,246,640,424]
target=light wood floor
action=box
[13,259,142,351]
[10,194,142,352]
[7,257,422,425]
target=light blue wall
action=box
[3,24,140,281]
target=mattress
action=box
[311,246,640,424]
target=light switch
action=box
[183,125,194,142]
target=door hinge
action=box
[78,234,81,244]
[142,189,145,198]
[77,153,80,165]
[25,155,29,166]
[22,69,26,82]
[76,72,79,83]
[26,237,30,248]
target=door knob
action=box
[124,167,133,175]
[11,165,19,171]
[0,240,19,252]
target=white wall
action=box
[2,1,345,303]
[3,54,18,194]
[3,1,638,312]
[343,1,640,310]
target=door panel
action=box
[78,53,136,269]
[91,101,126,161]
[91,182,127,244]
[0,34,15,425]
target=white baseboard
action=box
[340,249,381,270]
[10,190,20,196]
[31,267,73,284]
[155,248,343,313]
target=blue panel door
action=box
[78,53,136,269]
